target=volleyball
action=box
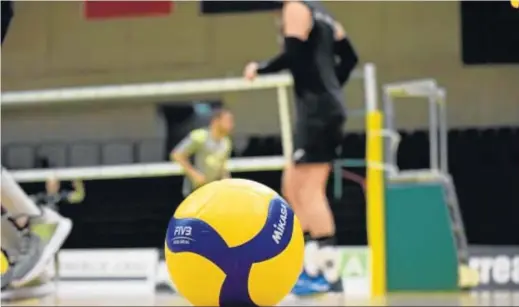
[1,250,9,275]
[164,178,304,306]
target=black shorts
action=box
[293,116,345,164]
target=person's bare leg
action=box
[297,164,335,237]
[295,163,342,290]
[282,164,310,232]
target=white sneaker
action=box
[12,208,72,287]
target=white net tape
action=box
[10,156,401,183]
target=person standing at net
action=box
[171,108,234,197]
[243,0,358,296]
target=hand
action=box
[191,172,207,187]
[243,62,259,81]
[334,22,346,40]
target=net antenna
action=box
[2,63,377,182]
[382,79,448,181]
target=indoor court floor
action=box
[4,291,519,306]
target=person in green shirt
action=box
[171,108,234,197]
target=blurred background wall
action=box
[2,1,518,145]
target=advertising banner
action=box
[339,247,370,296]
[468,245,519,290]
[51,249,159,295]
[52,245,519,295]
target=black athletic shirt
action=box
[289,1,346,124]
[1,1,14,44]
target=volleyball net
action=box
[3,63,383,185]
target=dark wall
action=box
[200,0,282,14]
[461,1,519,64]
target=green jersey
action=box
[174,128,232,196]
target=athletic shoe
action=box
[11,208,72,287]
[328,277,344,293]
[1,213,43,289]
[1,266,14,290]
[292,239,344,297]
[1,274,55,301]
[10,227,46,287]
[291,268,344,297]
[291,270,330,296]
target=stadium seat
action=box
[37,144,68,168]
[102,143,134,165]
[4,145,34,169]
[138,139,165,163]
[70,143,100,167]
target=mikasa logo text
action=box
[272,203,288,244]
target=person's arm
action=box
[244,2,312,79]
[66,180,85,204]
[333,22,358,86]
[171,130,207,186]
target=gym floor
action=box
[3,291,519,306]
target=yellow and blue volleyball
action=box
[1,249,10,275]
[164,178,304,306]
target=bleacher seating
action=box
[5,127,516,171]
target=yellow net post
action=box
[366,110,387,297]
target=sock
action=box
[314,235,337,248]
[313,235,341,284]
[1,168,41,216]
[303,232,312,243]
